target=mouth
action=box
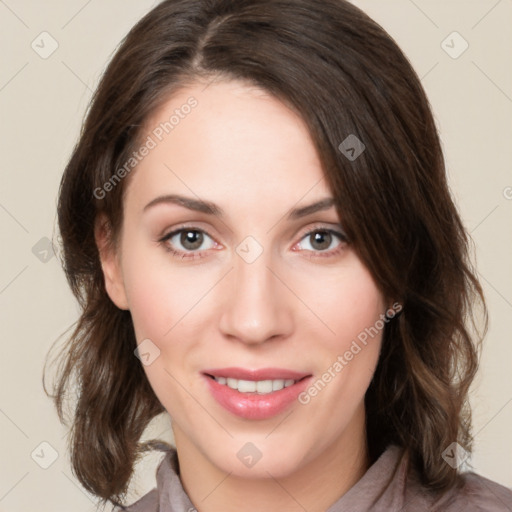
[202,367,312,420]
[205,375,302,395]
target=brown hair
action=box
[44,0,486,507]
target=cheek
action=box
[294,259,385,408]
[124,266,173,342]
[120,244,204,408]
[292,257,385,353]
[333,269,385,379]
[121,241,204,341]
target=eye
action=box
[158,225,347,261]
[295,228,347,256]
[159,228,217,258]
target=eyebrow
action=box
[143,194,336,219]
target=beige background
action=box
[0,1,511,510]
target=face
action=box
[99,79,387,479]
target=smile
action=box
[202,367,312,420]
[209,376,298,394]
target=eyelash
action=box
[158,225,348,261]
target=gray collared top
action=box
[118,445,512,511]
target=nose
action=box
[218,249,294,345]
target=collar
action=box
[136,445,406,512]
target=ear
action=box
[94,215,129,310]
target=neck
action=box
[173,408,369,512]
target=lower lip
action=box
[203,375,312,420]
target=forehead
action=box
[125,79,332,214]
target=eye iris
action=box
[181,230,203,250]
[311,231,332,251]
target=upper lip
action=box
[203,367,311,381]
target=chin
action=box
[204,436,309,479]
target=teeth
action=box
[272,379,284,391]
[238,380,256,393]
[213,377,298,394]
[256,380,272,393]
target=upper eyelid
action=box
[301,227,347,242]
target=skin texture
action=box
[97,79,387,512]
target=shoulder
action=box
[404,460,512,511]
[115,489,159,512]
[443,472,512,511]
[114,447,195,512]
[113,449,173,512]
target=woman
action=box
[45,0,512,510]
